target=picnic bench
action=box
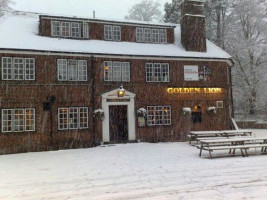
[188,130,252,144]
[198,137,267,159]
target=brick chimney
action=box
[180,0,206,52]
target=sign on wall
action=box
[184,65,199,81]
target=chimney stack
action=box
[180,0,206,52]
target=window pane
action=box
[69,107,78,129]
[144,28,151,42]
[61,22,70,37]
[25,108,35,131]
[2,57,12,80]
[112,62,121,82]
[155,106,163,125]
[159,29,167,43]
[71,22,81,38]
[79,107,88,129]
[147,106,155,126]
[52,21,61,36]
[2,109,12,132]
[68,60,77,81]
[121,62,130,82]
[146,63,153,82]
[14,109,24,132]
[83,22,89,38]
[113,26,121,41]
[152,29,159,43]
[136,27,143,42]
[13,58,24,80]
[58,108,68,130]
[25,58,35,80]
[162,63,169,82]
[78,60,87,81]
[163,106,171,125]
[57,59,68,81]
[154,63,162,82]
[104,61,113,81]
[104,25,112,40]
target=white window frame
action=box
[51,21,61,37]
[2,57,35,81]
[104,25,121,41]
[83,21,89,39]
[61,21,70,37]
[103,61,130,82]
[144,28,151,43]
[1,108,35,133]
[71,22,81,38]
[152,29,159,43]
[113,26,121,41]
[104,25,113,40]
[136,27,144,42]
[58,107,88,130]
[57,59,87,82]
[145,63,169,82]
[159,29,167,43]
[147,106,171,126]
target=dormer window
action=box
[51,20,88,39]
[104,25,121,41]
[136,27,167,44]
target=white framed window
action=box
[61,22,70,37]
[136,27,167,43]
[2,57,35,81]
[159,29,167,43]
[103,61,130,82]
[79,107,88,129]
[58,107,88,130]
[25,58,35,80]
[57,59,68,81]
[83,22,89,38]
[2,57,12,80]
[71,22,81,38]
[78,60,87,81]
[104,25,121,41]
[1,108,35,133]
[113,26,121,41]
[51,21,61,36]
[136,27,144,42]
[57,59,87,81]
[147,106,171,126]
[144,28,151,43]
[216,101,224,108]
[104,25,113,40]
[145,63,169,82]
[13,58,24,80]
[68,60,78,81]
[152,29,159,43]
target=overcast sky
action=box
[11,0,172,20]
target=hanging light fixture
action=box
[117,85,125,97]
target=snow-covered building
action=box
[0,0,234,154]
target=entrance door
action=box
[109,105,128,143]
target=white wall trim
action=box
[101,88,136,143]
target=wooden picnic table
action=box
[198,136,267,158]
[188,130,252,144]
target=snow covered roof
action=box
[0,15,232,61]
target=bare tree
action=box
[226,0,267,115]
[125,0,162,22]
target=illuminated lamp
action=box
[117,85,125,97]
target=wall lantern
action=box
[117,85,125,97]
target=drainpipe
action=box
[91,55,96,146]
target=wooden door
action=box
[109,105,128,143]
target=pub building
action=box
[0,0,234,154]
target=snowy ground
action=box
[0,130,267,200]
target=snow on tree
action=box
[225,0,267,115]
[0,0,13,16]
[124,0,162,22]
[163,0,183,23]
